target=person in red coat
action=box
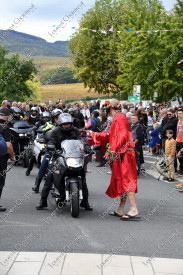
[87,99,139,220]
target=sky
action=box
[0,0,176,43]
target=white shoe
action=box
[107,170,112,175]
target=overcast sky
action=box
[0,0,176,43]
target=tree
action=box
[40,67,80,84]
[69,0,183,101]
[0,45,37,102]
[69,0,124,95]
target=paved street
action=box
[0,153,182,262]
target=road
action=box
[0,152,182,261]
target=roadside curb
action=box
[156,161,183,184]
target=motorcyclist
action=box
[28,107,40,126]
[68,108,79,128]
[31,109,62,192]
[36,113,93,211]
[10,107,24,125]
[25,111,55,176]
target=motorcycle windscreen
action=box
[11,121,32,134]
[61,140,84,158]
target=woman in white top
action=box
[81,104,90,120]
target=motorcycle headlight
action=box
[66,158,83,168]
[19,134,25,137]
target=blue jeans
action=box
[38,152,49,180]
[147,126,154,144]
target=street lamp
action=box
[177,60,183,103]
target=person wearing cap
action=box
[6,100,12,109]
[87,99,139,220]
[0,108,16,212]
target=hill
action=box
[0,30,68,57]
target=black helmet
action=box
[51,108,63,118]
[41,111,50,123]
[11,107,21,119]
[11,107,21,114]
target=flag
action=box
[127,28,131,32]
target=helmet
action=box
[68,108,74,113]
[11,107,21,119]
[31,107,37,112]
[11,107,21,114]
[41,111,50,123]
[75,107,80,111]
[51,108,63,118]
[57,113,73,126]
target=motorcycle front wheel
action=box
[23,149,30,168]
[70,182,79,218]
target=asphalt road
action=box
[0,153,183,260]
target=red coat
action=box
[92,113,137,198]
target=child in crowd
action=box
[148,123,160,155]
[163,129,176,182]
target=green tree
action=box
[0,45,37,102]
[116,0,183,101]
[69,0,124,95]
[40,67,80,84]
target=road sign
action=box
[133,85,141,94]
[128,96,138,101]
[133,93,140,100]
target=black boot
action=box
[25,169,30,176]
[36,197,48,210]
[96,160,106,167]
[80,200,93,211]
[32,178,42,193]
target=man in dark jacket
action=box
[0,108,15,212]
[74,107,84,129]
[36,113,93,211]
[131,114,144,175]
[161,109,178,140]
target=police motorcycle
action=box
[10,107,32,168]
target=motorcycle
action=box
[10,120,32,168]
[48,139,93,218]
[33,126,47,168]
